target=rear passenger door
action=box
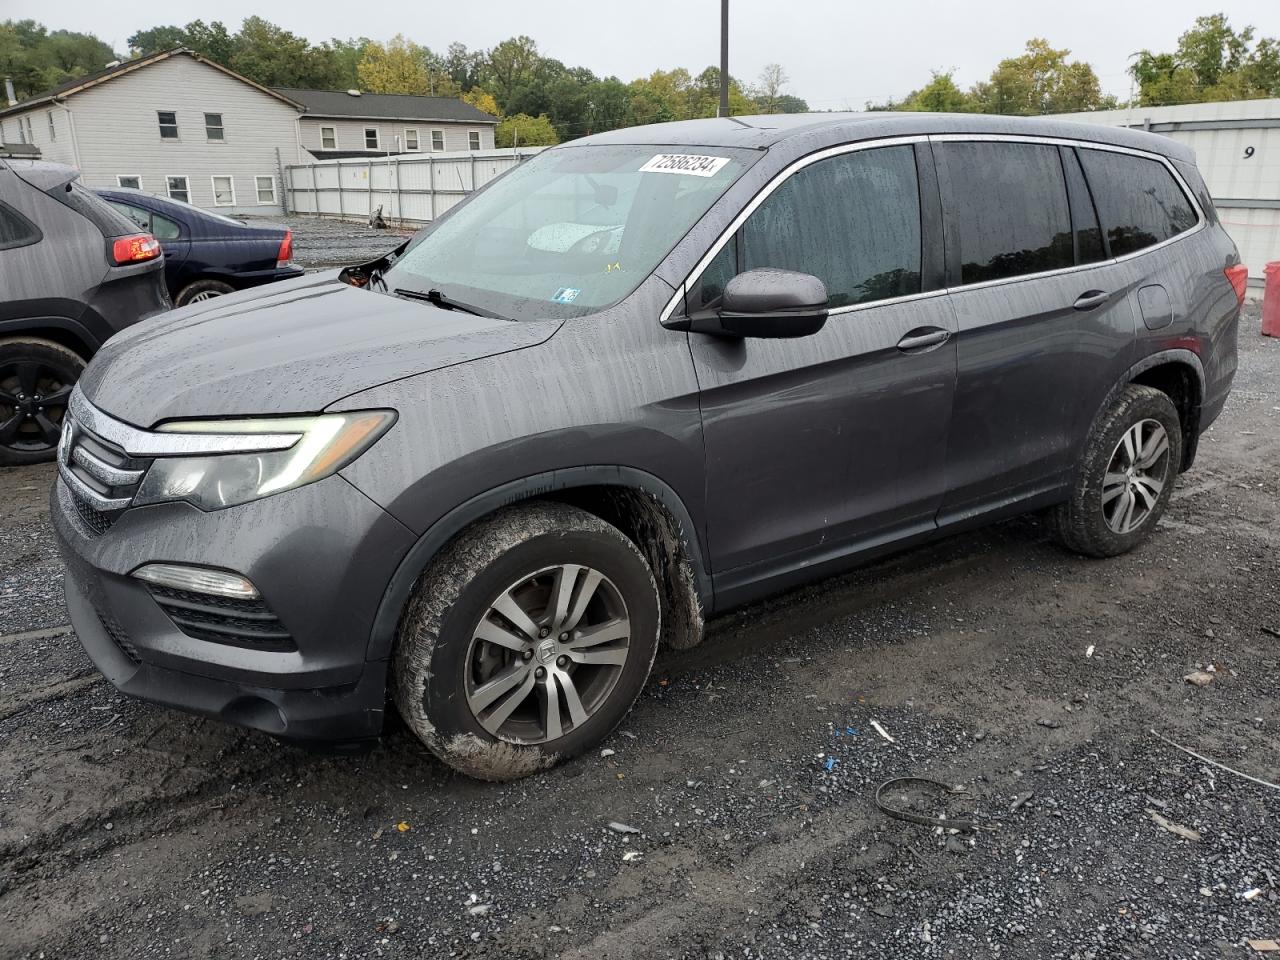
[933,138,1139,521]
[686,142,958,593]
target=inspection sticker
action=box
[639,154,731,177]
[552,287,581,304]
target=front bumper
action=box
[52,472,416,745]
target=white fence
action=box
[283,147,547,225]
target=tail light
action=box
[1225,264,1249,305]
[277,229,294,268]
[111,233,161,265]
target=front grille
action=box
[95,606,140,663]
[58,413,152,537]
[147,584,296,651]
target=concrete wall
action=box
[1052,98,1280,286]
[299,117,495,156]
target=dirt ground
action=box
[0,306,1277,959]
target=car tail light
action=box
[277,229,294,268]
[1225,264,1249,305]
[111,233,161,265]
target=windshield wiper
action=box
[393,287,508,321]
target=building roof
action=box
[0,142,42,159]
[277,88,497,124]
[0,49,302,119]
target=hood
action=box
[79,274,562,427]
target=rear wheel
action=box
[0,337,84,467]
[176,279,235,306]
[1049,384,1182,557]
[393,502,660,781]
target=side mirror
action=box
[691,268,829,338]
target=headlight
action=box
[133,411,395,511]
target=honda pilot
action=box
[52,114,1242,780]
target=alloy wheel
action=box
[188,290,223,303]
[0,360,73,453]
[1101,418,1171,534]
[464,564,631,744]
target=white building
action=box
[1053,98,1280,291]
[0,49,496,216]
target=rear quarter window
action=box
[1077,150,1199,257]
[0,200,42,250]
[47,181,140,238]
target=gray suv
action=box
[52,114,1242,780]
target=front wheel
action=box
[393,502,660,781]
[1049,384,1183,558]
[0,337,84,466]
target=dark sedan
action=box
[95,189,303,306]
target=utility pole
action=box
[719,0,730,118]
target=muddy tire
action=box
[393,502,660,781]
[1049,384,1182,558]
[175,278,235,306]
[0,337,84,467]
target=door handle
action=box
[896,327,951,352]
[1073,290,1110,311]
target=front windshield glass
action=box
[383,144,757,320]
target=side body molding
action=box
[364,466,711,662]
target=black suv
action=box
[52,114,1242,780]
[0,159,169,465]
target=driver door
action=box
[680,142,958,602]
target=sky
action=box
[9,0,1280,105]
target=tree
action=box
[485,36,540,110]
[445,42,486,91]
[495,112,559,147]
[754,63,788,113]
[2,19,118,100]
[357,34,432,94]
[229,17,340,88]
[324,37,372,90]
[874,70,975,112]
[1132,14,1280,105]
[970,39,1115,115]
[462,87,499,116]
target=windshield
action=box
[382,144,757,320]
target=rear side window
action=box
[0,200,42,250]
[1060,147,1106,265]
[46,180,139,238]
[740,144,922,308]
[1078,149,1198,257]
[940,142,1073,286]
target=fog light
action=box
[132,563,260,599]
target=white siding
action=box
[298,117,494,155]
[64,55,303,214]
[0,107,77,165]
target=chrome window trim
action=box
[68,388,303,458]
[660,131,1207,324]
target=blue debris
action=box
[846,726,860,737]
[825,757,838,772]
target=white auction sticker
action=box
[638,154,731,177]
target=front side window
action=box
[117,175,141,190]
[941,141,1073,285]
[385,145,756,321]
[321,126,336,149]
[1078,149,1198,257]
[255,175,276,204]
[365,127,379,150]
[740,145,922,308]
[158,111,178,139]
[167,175,190,203]
[431,129,445,151]
[0,200,41,250]
[469,130,481,150]
[212,176,235,206]
[205,112,224,141]
[405,128,419,151]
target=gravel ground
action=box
[245,214,413,269]
[0,307,1277,959]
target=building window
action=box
[404,128,419,151]
[15,118,25,144]
[204,113,224,141]
[364,127,379,150]
[25,117,34,143]
[321,126,336,149]
[117,175,141,190]
[431,129,444,151]
[167,175,190,203]
[211,176,235,206]
[158,111,179,139]
[255,176,276,205]
[469,130,481,151]
[47,111,56,141]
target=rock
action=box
[1184,671,1214,686]
[608,821,640,835]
